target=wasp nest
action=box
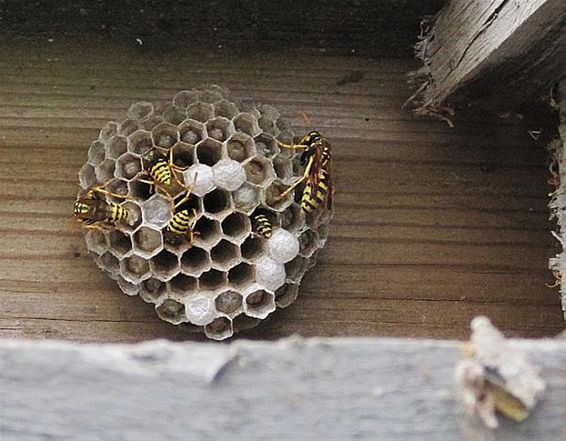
[77,85,332,340]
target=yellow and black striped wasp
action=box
[276,130,334,214]
[163,173,199,246]
[252,212,273,238]
[73,185,131,231]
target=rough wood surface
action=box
[0,34,564,343]
[411,0,566,111]
[1,337,565,441]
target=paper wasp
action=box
[252,213,273,238]
[73,185,131,231]
[164,173,199,246]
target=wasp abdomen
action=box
[253,214,272,238]
[149,159,172,186]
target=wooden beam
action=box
[0,335,565,441]
[408,0,566,119]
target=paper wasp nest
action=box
[77,85,332,340]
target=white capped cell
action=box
[267,228,300,263]
[184,164,215,197]
[212,159,246,191]
[255,256,286,291]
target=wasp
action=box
[253,213,272,238]
[73,186,131,231]
[276,130,334,214]
[164,173,199,246]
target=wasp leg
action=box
[275,156,315,201]
[89,186,133,201]
[186,209,200,246]
[277,140,309,150]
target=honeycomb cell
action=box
[115,153,143,180]
[142,114,164,131]
[277,128,295,146]
[120,255,151,283]
[204,316,234,341]
[142,194,172,228]
[85,229,108,255]
[272,155,293,182]
[275,283,300,309]
[127,130,153,156]
[212,159,246,191]
[214,290,243,314]
[228,262,254,289]
[169,274,198,298]
[106,135,128,160]
[168,142,194,170]
[117,277,139,296]
[79,163,97,189]
[95,159,116,182]
[285,255,309,283]
[151,122,179,149]
[181,246,211,276]
[196,138,223,166]
[107,230,132,259]
[244,156,275,186]
[128,178,152,200]
[255,257,286,291]
[118,118,140,137]
[105,178,128,201]
[178,119,206,145]
[232,183,260,214]
[210,240,240,270]
[200,269,226,291]
[199,86,226,103]
[87,141,106,166]
[150,250,179,281]
[173,90,200,108]
[240,235,265,262]
[162,106,187,126]
[185,296,216,325]
[299,229,319,258]
[203,189,232,221]
[233,112,261,137]
[128,101,154,121]
[133,226,163,259]
[254,134,280,158]
[267,228,300,263]
[258,114,279,136]
[214,99,239,119]
[187,101,214,123]
[232,315,261,333]
[205,117,233,142]
[226,132,256,163]
[139,278,166,303]
[244,289,276,319]
[193,216,222,248]
[280,203,303,232]
[183,164,215,197]
[221,212,250,242]
[156,299,186,325]
[99,121,119,142]
[264,180,294,212]
[97,251,120,276]
[120,201,143,232]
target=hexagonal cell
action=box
[212,159,246,191]
[199,86,226,103]
[95,159,116,182]
[255,257,286,291]
[317,221,330,242]
[183,164,215,197]
[264,180,295,212]
[232,314,261,333]
[240,235,265,262]
[133,226,163,258]
[285,255,309,283]
[280,203,303,232]
[275,283,300,309]
[193,216,222,248]
[254,134,280,158]
[117,277,139,296]
[120,201,142,232]
[244,290,276,319]
[244,156,275,186]
[87,140,106,166]
[85,229,108,255]
[178,119,206,145]
[196,138,223,166]
[221,212,251,242]
[299,229,319,258]
[151,122,179,149]
[214,99,239,119]
[99,121,119,142]
[128,101,154,121]
[228,262,254,289]
[150,250,179,281]
[204,316,234,341]
[118,118,140,137]
[120,255,151,283]
[106,230,132,259]
[277,128,295,146]
[185,296,216,326]
[210,240,240,270]
[205,117,233,142]
[272,155,293,181]
[258,114,279,136]
[187,101,214,123]
[128,179,152,200]
[232,183,260,214]
[162,106,187,126]
[128,130,153,156]
[169,274,198,298]
[115,153,143,180]
[105,178,129,201]
[226,132,256,163]
[173,90,200,108]
[233,113,261,137]
[267,228,300,263]
[106,135,128,160]
[142,194,172,228]
[156,299,186,325]
[181,246,211,276]
[215,291,243,315]
[139,278,167,303]
[79,163,97,189]
[142,114,165,131]
[202,189,232,220]
[97,251,120,276]
[170,142,195,169]
[200,269,227,291]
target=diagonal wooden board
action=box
[0,34,563,342]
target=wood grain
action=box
[0,34,563,342]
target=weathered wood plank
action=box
[0,337,564,441]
